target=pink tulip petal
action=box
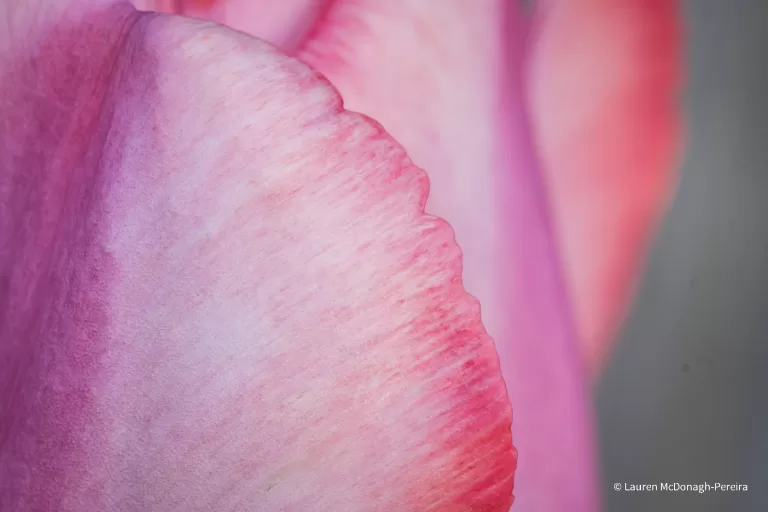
[0,3,516,510]
[290,2,599,510]
[528,0,683,373]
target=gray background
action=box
[597,1,768,511]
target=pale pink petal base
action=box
[0,3,515,510]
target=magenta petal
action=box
[0,3,515,510]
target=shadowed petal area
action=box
[0,3,515,510]
[528,0,683,373]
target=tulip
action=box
[0,0,680,510]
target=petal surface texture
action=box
[528,0,683,372]
[0,2,516,510]
[293,1,600,511]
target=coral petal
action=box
[528,0,683,372]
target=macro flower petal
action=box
[149,1,606,510]
[0,2,515,510]
[139,1,684,508]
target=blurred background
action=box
[597,1,768,511]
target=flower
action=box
[0,0,680,510]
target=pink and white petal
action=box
[0,3,515,510]
[130,0,331,51]
[291,1,600,511]
[528,0,683,373]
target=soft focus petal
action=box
[0,2,516,510]
[131,0,331,51]
[528,0,683,373]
